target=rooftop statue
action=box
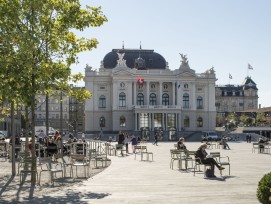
[117,52,127,67]
[205,66,215,74]
[180,53,188,65]
[85,64,92,71]
[100,60,104,68]
[209,66,215,74]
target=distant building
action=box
[215,77,258,113]
[35,91,69,133]
[34,87,85,135]
[69,88,85,134]
[84,48,217,140]
[0,102,21,137]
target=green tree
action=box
[239,114,248,125]
[0,0,107,183]
[256,112,266,126]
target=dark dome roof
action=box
[103,49,167,69]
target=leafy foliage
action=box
[0,0,107,105]
[257,172,271,204]
[0,0,107,183]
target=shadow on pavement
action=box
[0,191,111,204]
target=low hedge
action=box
[257,172,271,203]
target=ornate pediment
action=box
[113,69,134,77]
[176,70,196,78]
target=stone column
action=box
[148,113,151,130]
[135,112,138,131]
[172,81,175,105]
[146,81,150,106]
[162,113,165,130]
[176,113,179,131]
[112,82,117,109]
[159,82,163,105]
[133,81,137,106]
[165,113,168,131]
[151,113,154,131]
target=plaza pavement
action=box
[6,141,271,203]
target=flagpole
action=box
[248,63,253,77]
[229,73,232,85]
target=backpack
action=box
[205,168,215,178]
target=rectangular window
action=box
[139,113,149,128]
[167,113,176,129]
[99,96,106,108]
[154,113,162,127]
[119,94,126,107]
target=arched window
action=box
[197,117,203,127]
[149,93,156,105]
[184,116,190,128]
[162,93,169,105]
[151,84,156,89]
[100,116,105,127]
[183,93,189,108]
[120,82,125,88]
[99,95,106,108]
[137,93,144,105]
[163,84,168,89]
[119,92,126,107]
[197,96,203,109]
[120,116,126,127]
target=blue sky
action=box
[72,0,271,108]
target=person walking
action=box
[246,134,249,143]
[131,135,137,153]
[124,133,130,154]
[118,131,125,144]
[249,134,252,143]
[153,133,158,146]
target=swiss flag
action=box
[137,77,144,86]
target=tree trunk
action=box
[11,101,15,176]
[46,93,49,136]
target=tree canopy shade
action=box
[0,0,107,101]
[0,0,107,182]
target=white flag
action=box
[248,64,253,70]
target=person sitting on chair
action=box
[195,144,225,177]
[177,137,187,150]
[258,137,265,153]
[221,136,230,150]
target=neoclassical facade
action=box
[84,48,217,139]
[215,77,258,113]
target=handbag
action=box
[205,168,215,178]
